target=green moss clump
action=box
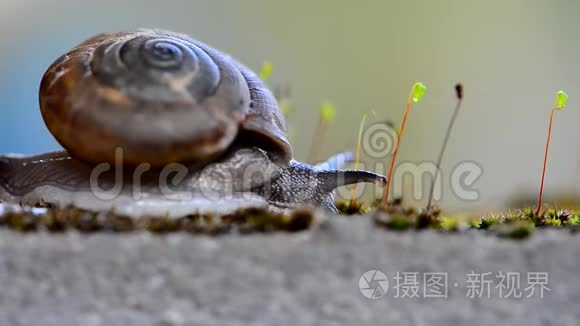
[336,200,369,215]
[4,212,38,232]
[374,211,414,231]
[0,202,322,235]
[471,216,493,229]
[181,215,231,236]
[372,200,457,232]
[494,221,535,240]
[568,214,580,225]
[544,218,562,227]
[103,213,136,232]
[474,209,539,229]
[416,206,442,229]
[470,207,580,239]
[239,208,280,232]
[70,211,103,233]
[142,215,182,234]
[230,207,314,233]
[439,216,461,232]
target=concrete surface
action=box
[0,217,578,326]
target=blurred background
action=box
[1,0,579,212]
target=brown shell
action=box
[39,29,292,167]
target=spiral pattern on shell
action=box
[40,30,254,167]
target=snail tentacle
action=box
[256,158,385,212]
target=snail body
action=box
[0,30,385,217]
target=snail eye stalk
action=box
[535,91,568,217]
[381,82,426,209]
[426,83,464,210]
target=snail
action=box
[0,29,385,217]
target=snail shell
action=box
[39,30,291,167]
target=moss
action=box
[493,221,535,240]
[0,203,321,234]
[368,200,578,239]
[544,218,562,227]
[371,197,403,210]
[416,206,441,229]
[374,211,414,231]
[181,215,231,236]
[469,207,580,238]
[475,209,540,229]
[241,209,279,232]
[285,208,315,231]
[372,201,452,232]
[104,213,136,232]
[39,208,80,232]
[568,214,580,225]
[335,200,369,215]
[439,216,461,232]
[232,207,313,233]
[545,209,572,224]
[1,200,578,238]
[70,211,103,233]
[143,216,182,234]
[4,212,38,232]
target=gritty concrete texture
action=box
[0,217,578,326]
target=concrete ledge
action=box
[0,217,578,326]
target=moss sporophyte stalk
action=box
[382,82,426,209]
[426,83,463,210]
[534,91,568,217]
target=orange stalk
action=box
[381,88,415,209]
[534,90,568,216]
[534,108,556,217]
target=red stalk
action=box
[535,108,556,217]
[381,89,414,209]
